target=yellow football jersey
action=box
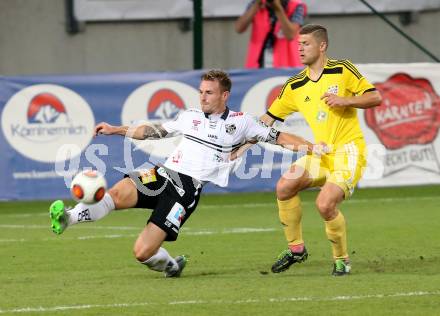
[268,59,376,148]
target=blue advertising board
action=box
[0,68,302,200]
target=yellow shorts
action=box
[294,141,367,199]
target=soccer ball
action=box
[70,170,107,204]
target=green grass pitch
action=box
[1,185,439,315]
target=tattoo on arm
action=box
[142,124,168,139]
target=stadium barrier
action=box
[1,64,439,200]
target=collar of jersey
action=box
[204,106,229,120]
[305,58,332,83]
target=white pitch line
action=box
[2,195,439,219]
[1,291,439,314]
[0,227,276,243]
[0,224,138,231]
[201,195,440,209]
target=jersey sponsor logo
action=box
[229,112,244,117]
[225,124,236,135]
[316,110,328,122]
[1,84,94,163]
[140,168,157,184]
[208,134,218,139]
[209,120,218,129]
[171,150,183,164]
[304,96,311,102]
[121,80,199,157]
[192,119,201,131]
[365,73,440,175]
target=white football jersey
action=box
[162,107,278,187]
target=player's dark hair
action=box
[299,24,329,48]
[201,70,232,92]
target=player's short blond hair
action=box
[201,70,232,92]
[300,24,329,49]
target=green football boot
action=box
[271,247,308,273]
[332,259,351,276]
[49,200,68,235]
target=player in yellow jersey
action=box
[262,24,382,275]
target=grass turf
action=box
[0,185,439,315]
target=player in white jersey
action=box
[49,70,323,278]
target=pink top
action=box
[245,0,306,68]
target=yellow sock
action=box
[277,196,303,247]
[325,210,348,259]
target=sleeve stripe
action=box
[285,70,307,83]
[266,111,285,122]
[290,77,310,90]
[327,59,363,79]
[278,71,306,98]
[363,87,377,94]
[341,61,363,79]
[322,67,343,74]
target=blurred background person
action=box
[235,0,307,68]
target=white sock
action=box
[67,193,115,226]
[142,247,177,272]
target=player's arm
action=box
[261,128,326,154]
[321,90,382,109]
[94,122,168,140]
[259,113,276,126]
[229,113,276,160]
[235,0,261,33]
[275,131,314,152]
[247,116,328,154]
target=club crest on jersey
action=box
[327,85,339,95]
[225,124,236,135]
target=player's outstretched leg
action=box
[49,178,136,235]
[49,193,116,235]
